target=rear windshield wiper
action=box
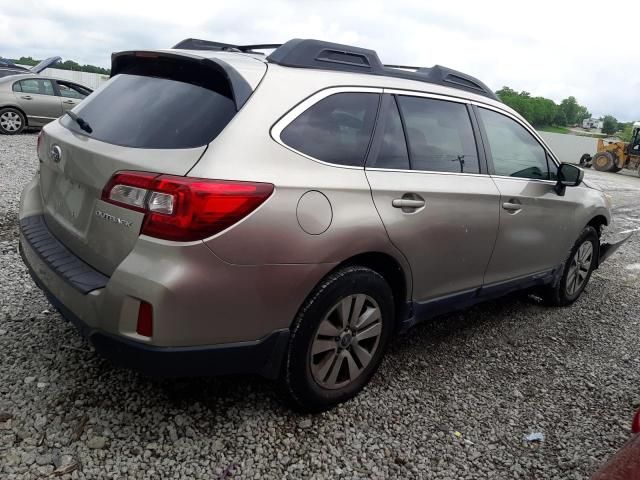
[65,111,93,134]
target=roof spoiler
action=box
[111,50,253,110]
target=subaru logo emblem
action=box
[49,144,62,163]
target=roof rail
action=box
[172,38,498,100]
[172,38,281,55]
[267,39,498,101]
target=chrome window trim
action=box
[270,86,384,170]
[490,175,557,185]
[365,167,488,179]
[382,88,472,106]
[271,85,560,174]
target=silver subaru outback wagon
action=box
[19,38,624,411]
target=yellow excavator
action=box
[579,121,640,174]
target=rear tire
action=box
[279,266,395,412]
[542,226,598,306]
[592,152,616,172]
[0,108,25,135]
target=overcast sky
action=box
[1,0,637,120]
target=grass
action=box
[537,125,571,134]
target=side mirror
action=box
[554,163,584,196]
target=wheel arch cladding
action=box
[587,215,608,237]
[333,252,409,330]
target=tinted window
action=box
[281,93,379,167]
[368,97,410,170]
[397,96,480,174]
[19,79,55,96]
[479,108,550,180]
[57,82,88,99]
[12,81,21,92]
[60,73,236,149]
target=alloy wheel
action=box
[0,111,22,132]
[310,294,382,390]
[566,241,593,296]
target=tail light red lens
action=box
[136,301,153,337]
[101,171,274,241]
[633,408,640,434]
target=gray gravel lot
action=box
[1,132,639,479]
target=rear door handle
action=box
[20,95,32,100]
[392,199,425,208]
[63,100,75,104]
[502,201,522,213]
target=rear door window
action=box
[367,96,410,170]
[57,81,90,99]
[397,96,480,174]
[60,73,237,149]
[478,108,551,180]
[18,79,55,96]
[280,92,380,167]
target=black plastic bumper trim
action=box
[19,235,290,379]
[20,215,108,294]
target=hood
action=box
[30,56,61,73]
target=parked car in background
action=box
[591,408,640,479]
[0,73,92,134]
[19,38,626,412]
[0,56,61,79]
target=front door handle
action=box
[62,100,75,104]
[20,95,32,100]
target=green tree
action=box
[619,124,634,142]
[553,109,567,126]
[10,56,109,75]
[601,115,618,135]
[575,105,591,123]
[495,86,591,129]
[559,97,579,125]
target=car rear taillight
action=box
[633,409,640,434]
[101,171,274,241]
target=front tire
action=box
[592,152,616,172]
[0,108,26,135]
[542,226,598,306]
[280,266,395,412]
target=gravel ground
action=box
[1,132,639,479]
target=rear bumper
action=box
[20,239,289,378]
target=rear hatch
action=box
[38,50,266,275]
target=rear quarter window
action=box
[280,92,380,167]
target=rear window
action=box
[280,93,380,167]
[61,73,237,149]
